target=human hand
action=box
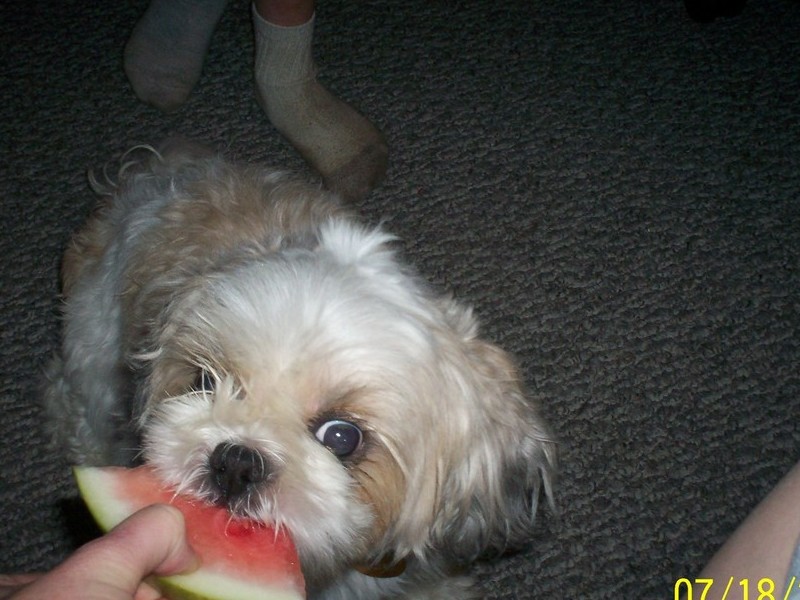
[0,504,199,600]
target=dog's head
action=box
[137,218,555,584]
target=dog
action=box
[44,140,556,599]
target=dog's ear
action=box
[429,301,557,563]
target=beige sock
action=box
[252,5,388,201]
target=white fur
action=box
[45,142,557,599]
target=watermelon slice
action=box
[73,466,305,600]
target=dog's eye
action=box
[314,420,363,458]
[192,369,215,393]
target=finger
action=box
[12,504,198,600]
[0,574,41,600]
[133,579,165,600]
[105,504,200,578]
[0,575,42,587]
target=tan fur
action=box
[61,198,115,298]
[120,171,349,356]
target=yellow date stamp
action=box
[674,577,799,600]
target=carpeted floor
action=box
[1,0,799,597]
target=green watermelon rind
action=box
[155,571,303,600]
[73,466,303,600]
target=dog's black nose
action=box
[209,442,270,503]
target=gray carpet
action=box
[2,0,799,597]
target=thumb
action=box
[15,504,199,600]
[97,504,200,580]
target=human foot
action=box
[252,7,388,201]
[124,0,228,111]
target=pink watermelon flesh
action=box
[74,466,306,600]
